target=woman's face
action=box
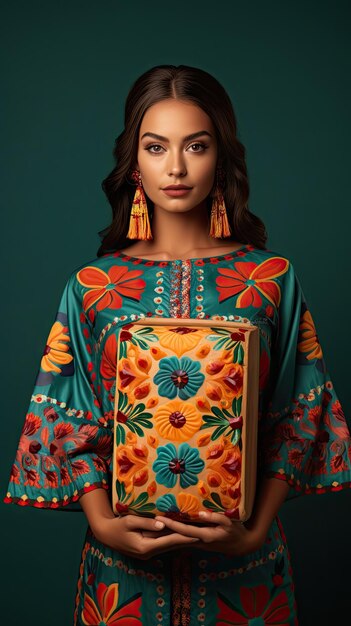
[136,99,218,214]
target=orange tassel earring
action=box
[209,167,231,238]
[127,170,153,240]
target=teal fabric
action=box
[4,243,351,625]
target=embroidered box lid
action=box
[112,317,260,522]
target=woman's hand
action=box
[79,489,199,560]
[93,514,200,560]
[154,511,264,557]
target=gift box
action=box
[112,317,259,522]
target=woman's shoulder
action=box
[63,251,129,293]
[67,251,130,277]
[241,246,299,293]
[242,244,295,271]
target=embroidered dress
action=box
[4,243,351,626]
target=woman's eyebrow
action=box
[140,130,212,142]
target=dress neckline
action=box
[114,243,254,266]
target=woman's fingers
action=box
[151,516,222,542]
[141,528,174,538]
[197,511,233,527]
[125,515,167,532]
[151,532,201,551]
[156,511,233,528]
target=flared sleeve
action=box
[258,261,351,498]
[3,271,112,510]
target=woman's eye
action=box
[146,144,164,153]
[188,142,207,152]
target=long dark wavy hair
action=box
[98,64,267,256]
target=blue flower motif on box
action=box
[156,493,179,513]
[153,356,204,400]
[152,442,205,488]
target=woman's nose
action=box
[167,151,187,176]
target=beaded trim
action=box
[169,260,183,317]
[30,393,100,420]
[196,543,286,583]
[113,246,253,266]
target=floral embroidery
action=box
[153,355,205,399]
[153,399,202,441]
[298,308,323,360]
[5,248,351,626]
[40,320,73,374]
[100,333,117,384]
[216,257,289,308]
[153,442,205,488]
[77,265,146,312]
[81,582,142,625]
[216,585,290,625]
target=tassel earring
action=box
[209,167,231,238]
[127,170,153,240]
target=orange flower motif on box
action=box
[76,264,146,312]
[177,492,202,515]
[116,443,149,488]
[156,326,207,356]
[154,399,203,442]
[298,309,323,360]
[41,321,73,373]
[117,345,152,403]
[207,441,241,487]
[81,582,142,625]
[205,356,243,406]
[216,256,289,308]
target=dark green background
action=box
[1,1,350,624]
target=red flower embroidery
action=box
[81,582,142,625]
[216,585,290,625]
[100,334,117,382]
[298,309,323,360]
[216,257,289,308]
[77,265,146,312]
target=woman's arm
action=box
[244,476,290,542]
[154,476,290,557]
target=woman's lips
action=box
[162,188,192,197]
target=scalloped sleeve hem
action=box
[262,467,351,497]
[3,479,109,511]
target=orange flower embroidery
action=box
[156,326,206,356]
[77,265,146,312]
[216,257,289,308]
[298,309,323,360]
[207,441,241,487]
[41,321,73,373]
[117,344,152,403]
[154,399,202,442]
[177,493,202,516]
[205,353,244,407]
[116,443,149,487]
[81,582,142,625]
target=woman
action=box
[4,64,351,626]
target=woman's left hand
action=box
[153,511,263,557]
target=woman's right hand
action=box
[94,514,200,560]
